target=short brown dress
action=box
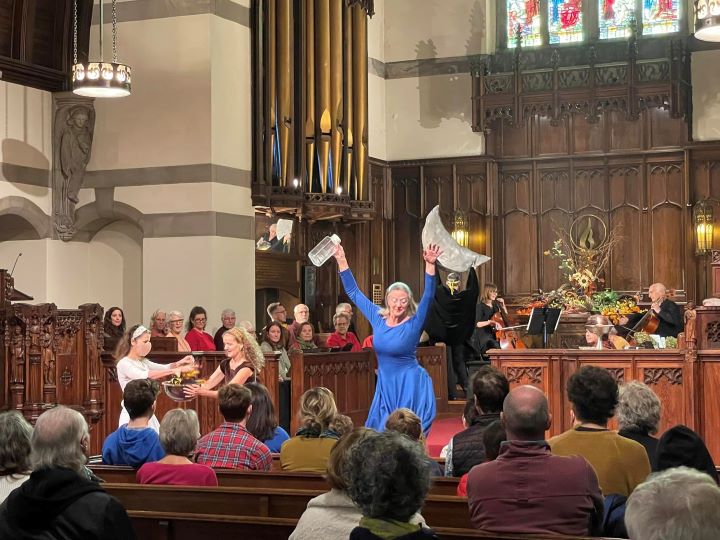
[219,359,257,384]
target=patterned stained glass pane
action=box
[507,0,542,48]
[642,0,680,35]
[549,0,584,44]
[599,0,636,39]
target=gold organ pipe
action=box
[304,0,315,191]
[316,0,331,193]
[277,0,293,186]
[267,0,277,184]
[352,5,368,200]
[329,0,343,194]
[343,5,354,196]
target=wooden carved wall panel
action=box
[422,166,454,218]
[571,114,604,154]
[642,366,686,433]
[536,116,569,156]
[648,163,685,291]
[648,109,687,149]
[608,166,643,291]
[456,166,489,256]
[608,110,643,151]
[392,172,423,293]
[501,171,536,294]
[499,121,531,158]
[574,169,607,214]
[539,169,572,290]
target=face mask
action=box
[446,273,460,295]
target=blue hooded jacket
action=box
[102,425,165,467]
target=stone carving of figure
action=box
[11,326,25,384]
[41,324,56,385]
[29,315,41,354]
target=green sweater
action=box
[548,428,651,496]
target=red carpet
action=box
[426,417,464,457]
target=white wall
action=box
[692,50,720,142]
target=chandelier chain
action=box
[112,0,118,63]
[73,0,78,64]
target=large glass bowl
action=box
[162,380,203,402]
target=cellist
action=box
[618,283,683,338]
[472,283,505,357]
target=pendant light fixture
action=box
[695,0,720,42]
[72,0,131,98]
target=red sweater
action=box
[326,331,362,352]
[185,329,215,351]
[137,462,218,486]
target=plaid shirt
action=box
[194,422,272,470]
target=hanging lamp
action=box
[695,0,720,42]
[72,0,131,97]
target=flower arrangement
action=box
[591,290,642,324]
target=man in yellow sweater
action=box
[549,366,650,496]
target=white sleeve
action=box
[144,359,171,371]
[117,358,149,390]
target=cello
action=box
[491,300,526,349]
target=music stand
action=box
[527,307,562,348]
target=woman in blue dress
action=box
[333,243,441,433]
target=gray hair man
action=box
[0,406,135,539]
[214,308,237,351]
[467,385,604,536]
[626,467,720,540]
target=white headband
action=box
[132,325,149,340]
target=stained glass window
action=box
[549,0,584,44]
[642,0,680,35]
[507,0,543,48]
[599,0,636,39]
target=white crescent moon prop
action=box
[421,206,490,272]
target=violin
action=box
[491,300,526,350]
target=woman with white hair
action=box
[618,381,662,464]
[333,243,441,432]
[167,310,191,352]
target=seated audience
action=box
[185,327,264,399]
[245,381,290,452]
[654,424,718,483]
[336,302,357,335]
[467,385,603,536]
[213,309,236,351]
[290,428,426,540]
[549,365,650,496]
[385,408,442,477]
[185,306,215,351]
[618,381,662,464]
[346,431,439,540]
[0,412,32,503]
[296,322,319,351]
[137,409,217,486]
[102,379,165,467]
[445,366,509,477]
[456,419,506,497]
[361,334,374,349]
[328,414,354,438]
[266,302,298,349]
[625,467,720,540]
[289,304,311,336]
[103,306,126,352]
[167,310,191,352]
[326,312,361,352]
[261,321,293,379]
[149,309,168,337]
[440,399,477,459]
[281,387,340,472]
[0,407,134,539]
[194,384,272,470]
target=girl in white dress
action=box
[116,324,194,431]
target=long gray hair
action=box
[378,282,418,319]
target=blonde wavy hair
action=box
[223,327,265,371]
[298,387,338,433]
[378,282,418,320]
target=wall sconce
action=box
[695,0,720,42]
[694,199,714,255]
[451,208,469,247]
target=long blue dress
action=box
[340,268,437,432]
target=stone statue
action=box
[52,95,95,241]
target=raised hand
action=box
[334,244,349,271]
[423,243,442,265]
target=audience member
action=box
[245,381,290,452]
[296,322,319,351]
[346,431,439,540]
[0,412,32,503]
[618,381,662,464]
[102,379,165,467]
[336,302,357,335]
[185,327,264,399]
[328,414,354,438]
[281,387,340,472]
[361,334,374,349]
[261,321,293,379]
[149,309,169,337]
[625,467,720,540]
[167,310,192,352]
[326,312,361,352]
[238,320,256,335]
[137,409,217,486]
[0,407,135,539]
[549,365,650,496]
[445,366,509,477]
[115,324,194,430]
[385,408,441,477]
[290,429,426,540]
[103,306,126,352]
[467,385,603,536]
[440,399,477,459]
[194,384,272,470]
[654,424,718,483]
[266,302,298,349]
[213,309,236,351]
[185,306,215,351]
[289,304,311,335]
[456,419,506,497]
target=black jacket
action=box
[451,413,501,477]
[0,467,135,540]
[655,299,683,338]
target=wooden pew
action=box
[89,464,462,496]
